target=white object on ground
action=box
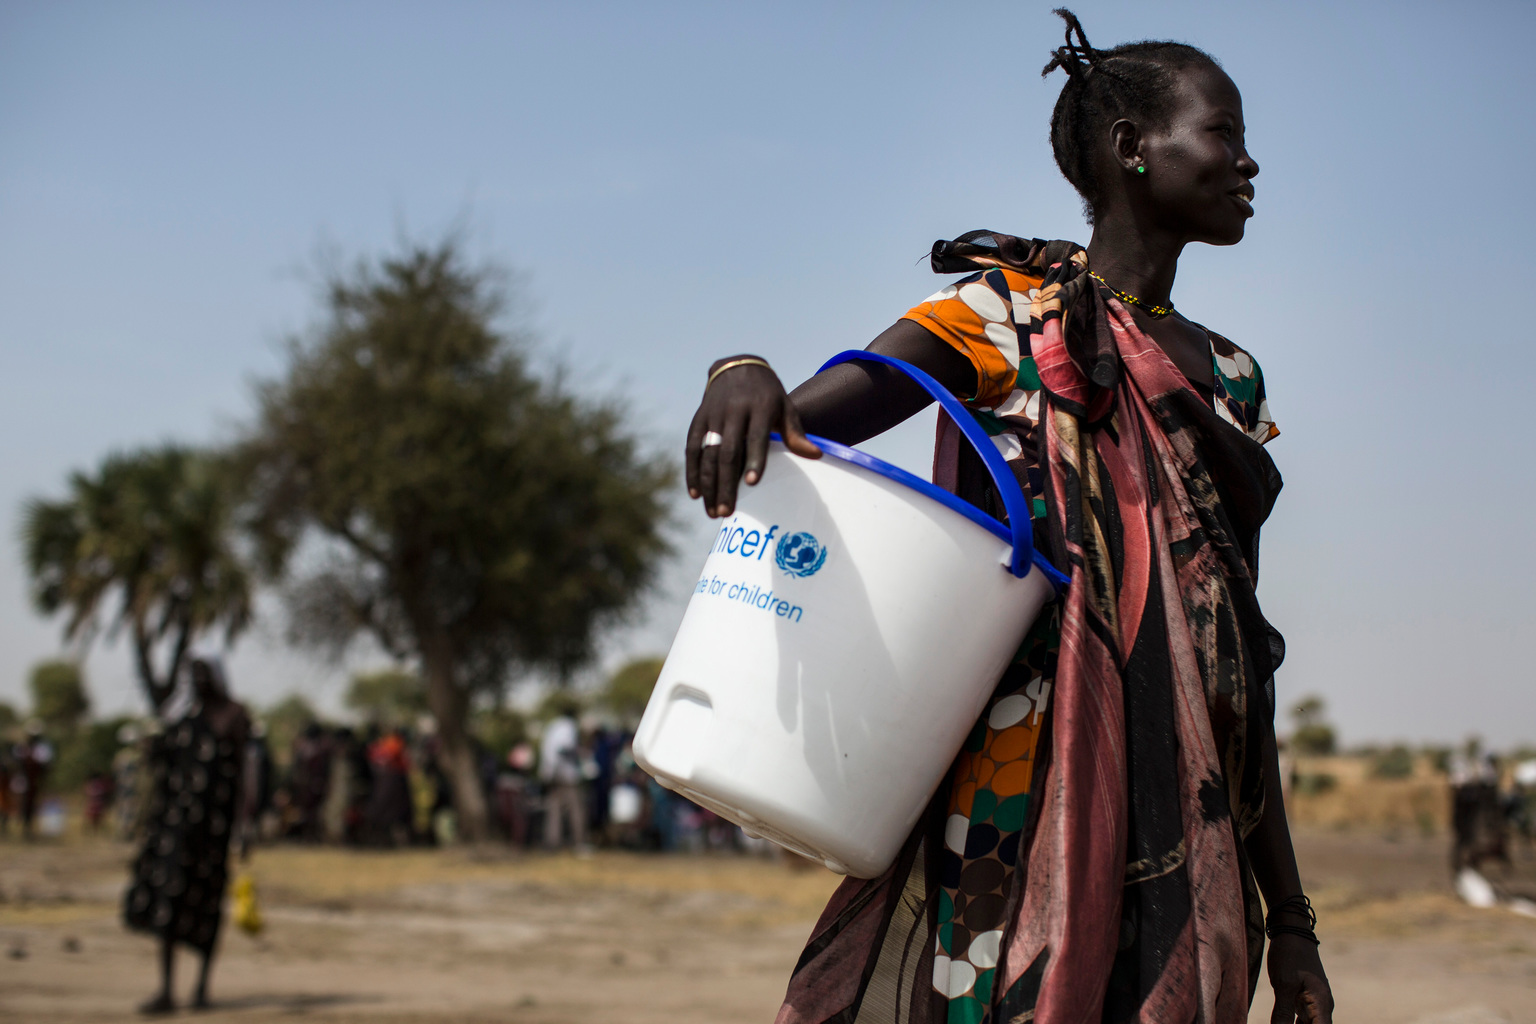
[1455,867,1498,908]
[608,783,642,825]
[1507,897,1536,919]
[38,799,66,838]
[1514,759,1536,787]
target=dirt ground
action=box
[1,830,1534,1024]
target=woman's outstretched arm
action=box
[685,319,976,518]
[1245,718,1335,1024]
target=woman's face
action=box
[1138,65,1259,246]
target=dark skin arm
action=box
[685,319,974,517]
[1247,715,1335,1024]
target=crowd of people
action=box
[7,694,1536,869]
[1,705,763,860]
[48,699,748,858]
[251,704,751,854]
[0,721,55,839]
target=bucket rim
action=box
[771,432,1064,585]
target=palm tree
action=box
[21,445,253,713]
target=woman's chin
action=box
[1201,222,1248,247]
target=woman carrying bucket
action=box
[682,11,1332,1024]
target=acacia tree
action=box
[21,446,253,713]
[241,241,672,839]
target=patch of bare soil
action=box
[1,830,1532,1023]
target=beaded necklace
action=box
[1088,271,1174,318]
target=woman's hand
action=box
[685,356,821,518]
[1266,934,1334,1024]
[684,324,978,517]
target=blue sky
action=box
[2,1,1532,746]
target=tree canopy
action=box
[28,659,90,735]
[21,445,252,712]
[241,240,673,837]
[261,693,321,767]
[600,656,665,724]
[345,668,428,726]
[1289,694,1337,756]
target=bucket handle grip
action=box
[815,349,1065,587]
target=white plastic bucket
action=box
[633,351,1066,877]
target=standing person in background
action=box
[320,729,346,843]
[409,722,439,843]
[83,771,113,833]
[0,742,13,838]
[13,721,54,840]
[123,656,252,1015]
[539,699,586,851]
[587,723,620,844]
[340,726,372,844]
[495,742,537,847]
[288,723,331,842]
[240,721,274,850]
[366,726,414,847]
[1510,760,1536,853]
[1450,751,1507,874]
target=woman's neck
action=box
[1084,213,1186,308]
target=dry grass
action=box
[1288,755,1451,834]
[246,846,842,920]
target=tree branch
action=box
[133,618,173,713]
[331,519,389,567]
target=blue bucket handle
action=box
[813,350,1067,588]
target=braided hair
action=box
[1042,9,1221,224]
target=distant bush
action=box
[1288,695,1337,755]
[600,657,665,724]
[1294,773,1338,796]
[53,715,135,791]
[1291,725,1336,756]
[1371,745,1415,779]
[30,660,89,736]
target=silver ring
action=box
[701,431,724,448]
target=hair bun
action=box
[1041,8,1099,80]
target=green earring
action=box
[1136,165,1146,175]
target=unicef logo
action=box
[774,531,827,578]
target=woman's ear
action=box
[1109,118,1143,173]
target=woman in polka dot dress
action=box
[123,656,252,1015]
[685,11,1331,1024]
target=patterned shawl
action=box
[997,238,1284,1022]
[776,236,1285,1024]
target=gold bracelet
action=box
[706,357,772,389]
